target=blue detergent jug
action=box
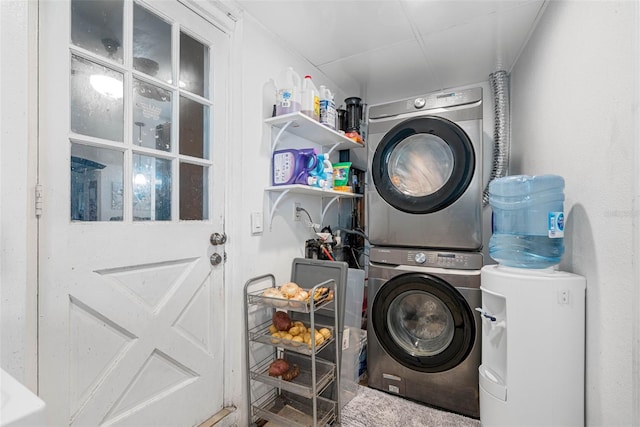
[272,148,318,186]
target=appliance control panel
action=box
[368,86,482,119]
[415,87,482,110]
[370,247,483,270]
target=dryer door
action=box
[371,116,475,214]
[371,272,476,372]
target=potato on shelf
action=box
[272,311,292,331]
[319,328,331,340]
[267,358,299,382]
[268,358,290,377]
[268,316,333,349]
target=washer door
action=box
[371,116,475,214]
[371,272,475,373]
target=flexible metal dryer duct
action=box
[483,70,511,206]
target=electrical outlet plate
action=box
[294,202,301,221]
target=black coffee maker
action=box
[345,97,363,133]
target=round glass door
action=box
[387,290,455,357]
[371,116,475,214]
[387,134,454,198]
[371,272,475,372]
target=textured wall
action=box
[0,0,38,390]
[224,14,358,425]
[510,1,637,425]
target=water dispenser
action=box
[479,265,585,426]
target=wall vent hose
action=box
[483,70,511,206]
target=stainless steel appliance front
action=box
[366,87,483,250]
[366,247,482,418]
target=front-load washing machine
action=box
[366,86,483,250]
[367,246,482,418]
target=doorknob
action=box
[210,253,223,266]
[210,232,227,245]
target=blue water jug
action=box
[489,174,565,268]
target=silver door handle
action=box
[210,253,223,266]
[210,232,227,245]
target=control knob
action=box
[414,252,427,264]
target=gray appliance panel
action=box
[368,87,482,120]
[366,117,482,249]
[366,263,481,417]
[369,246,483,270]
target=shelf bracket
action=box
[325,142,341,156]
[271,120,294,153]
[320,196,340,224]
[268,188,292,230]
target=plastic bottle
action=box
[301,75,320,121]
[275,67,301,116]
[319,85,337,130]
[489,174,565,269]
[271,148,318,186]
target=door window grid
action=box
[69,0,214,222]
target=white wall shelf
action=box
[265,185,362,229]
[264,113,364,229]
[265,112,363,154]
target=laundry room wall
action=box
[225,12,358,422]
[0,0,38,388]
[509,1,637,425]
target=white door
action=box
[38,1,229,425]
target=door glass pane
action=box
[179,96,209,159]
[180,32,208,98]
[133,154,172,221]
[71,55,124,141]
[387,290,455,357]
[387,134,454,197]
[133,79,172,151]
[133,3,172,84]
[180,163,208,220]
[71,143,123,222]
[71,0,124,63]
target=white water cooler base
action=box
[479,265,585,426]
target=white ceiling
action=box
[232,0,547,104]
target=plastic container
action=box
[275,67,301,116]
[308,153,333,190]
[319,85,336,130]
[333,162,352,189]
[337,108,347,132]
[489,174,565,269]
[344,97,363,133]
[272,148,318,186]
[301,75,320,121]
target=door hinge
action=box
[35,184,43,218]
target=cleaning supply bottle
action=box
[272,148,318,186]
[301,75,320,121]
[319,85,337,130]
[275,67,301,116]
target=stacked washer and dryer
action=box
[365,87,485,418]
